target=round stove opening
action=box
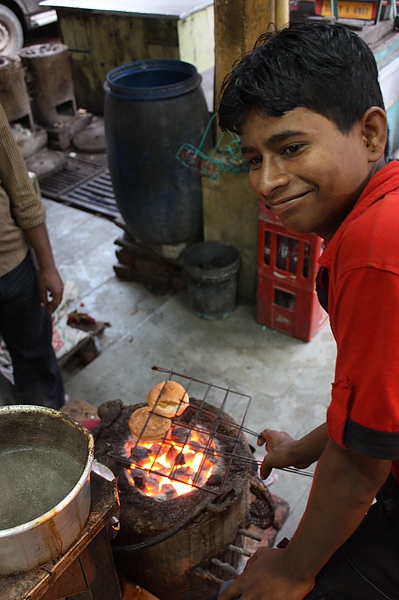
[124,423,219,499]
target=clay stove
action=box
[94,368,276,600]
[0,55,48,160]
[20,43,92,150]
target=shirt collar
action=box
[319,160,399,268]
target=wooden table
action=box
[0,472,122,600]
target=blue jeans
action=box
[0,252,64,409]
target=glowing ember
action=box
[124,424,218,499]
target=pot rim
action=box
[0,405,94,538]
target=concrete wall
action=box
[202,171,258,301]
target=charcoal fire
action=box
[124,421,219,499]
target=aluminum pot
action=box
[0,405,94,575]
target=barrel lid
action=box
[104,58,202,100]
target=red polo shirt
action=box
[319,161,399,483]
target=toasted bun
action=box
[128,406,171,440]
[147,380,190,417]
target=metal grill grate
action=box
[40,156,120,219]
[109,366,255,497]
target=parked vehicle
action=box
[290,0,398,22]
[0,0,56,56]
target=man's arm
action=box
[25,223,63,314]
[220,440,391,600]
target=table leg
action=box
[76,526,122,600]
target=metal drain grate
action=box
[40,156,120,219]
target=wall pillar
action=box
[202,0,289,300]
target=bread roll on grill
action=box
[128,406,171,440]
[147,380,190,417]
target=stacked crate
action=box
[257,203,328,342]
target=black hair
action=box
[218,22,386,139]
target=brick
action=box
[113,262,135,281]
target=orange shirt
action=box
[319,161,399,482]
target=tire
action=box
[0,5,23,57]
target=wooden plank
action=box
[89,14,123,74]
[122,579,160,600]
[57,9,92,51]
[76,528,122,599]
[37,560,87,599]
[67,50,102,113]
[143,17,179,47]
[147,44,180,60]
[141,18,180,60]
[115,16,147,63]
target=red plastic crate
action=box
[258,200,281,224]
[257,211,328,341]
[257,274,328,341]
[257,219,325,288]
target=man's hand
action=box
[258,424,329,479]
[218,547,314,600]
[24,223,64,313]
[257,429,297,479]
[38,265,64,313]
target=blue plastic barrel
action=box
[104,59,210,246]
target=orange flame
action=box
[124,426,218,498]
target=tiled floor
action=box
[40,197,338,544]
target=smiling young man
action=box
[217,22,399,600]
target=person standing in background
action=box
[0,101,65,409]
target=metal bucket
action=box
[0,405,94,575]
[182,241,241,320]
